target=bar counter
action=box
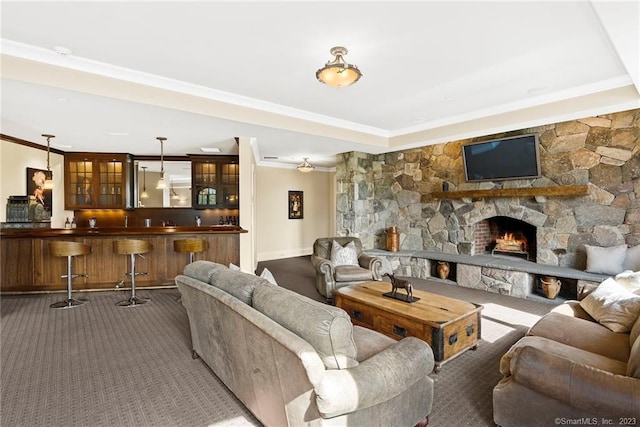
[1,225,246,293]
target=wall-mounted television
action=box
[462,134,541,182]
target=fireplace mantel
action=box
[424,185,589,201]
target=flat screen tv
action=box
[462,134,541,182]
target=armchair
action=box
[311,237,383,301]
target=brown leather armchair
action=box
[311,237,383,301]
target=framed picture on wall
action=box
[26,167,53,213]
[288,190,303,219]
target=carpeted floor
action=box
[1,256,555,426]
[258,256,555,427]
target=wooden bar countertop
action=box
[1,225,246,293]
[0,225,246,238]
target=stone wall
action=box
[336,109,640,269]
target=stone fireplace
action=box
[473,216,537,262]
[335,109,640,283]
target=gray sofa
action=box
[176,261,435,427]
[493,291,640,426]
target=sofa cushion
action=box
[501,336,629,378]
[208,268,269,305]
[528,312,630,362]
[331,240,359,267]
[252,283,358,370]
[335,265,374,282]
[632,314,640,348]
[628,335,640,378]
[585,244,627,275]
[351,325,395,362]
[580,278,640,333]
[550,301,595,322]
[183,260,228,283]
[623,244,640,271]
[629,315,640,378]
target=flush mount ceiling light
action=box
[41,134,55,189]
[297,157,315,173]
[156,137,167,189]
[316,46,362,88]
[200,147,221,153]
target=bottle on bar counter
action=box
[64,218,71,229]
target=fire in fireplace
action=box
[474,216,536,261]
[495,232,528,253]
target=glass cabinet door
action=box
[64,154,130,209]
[66,158,94,208]
[221,162,239,207]
[98,159,123,206]
[192,160,219,208]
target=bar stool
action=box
[113,239,151,307]
[173,239,208,265]
[49,241,91,309]
[173,239,208,303]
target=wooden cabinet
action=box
[64,153,133,209]
[191,155,239,209]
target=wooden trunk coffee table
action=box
[333,281,482,372]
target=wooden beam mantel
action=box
[424,185,589,201]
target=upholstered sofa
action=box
[493,274,640,426]
[311,237,383,301]
[176,261,435,427]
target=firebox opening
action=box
[474,216,536,262]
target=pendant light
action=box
[297,157,315,173]
[170,179,179,200]
[140,166,149,199]
[156,137,167,189]
[41,134,55,189]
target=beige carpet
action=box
[1,256,555,426]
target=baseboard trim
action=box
[258,248,312,262]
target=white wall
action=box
[0,139,73,228]
[255,165,335,261]
[239,137,257,272]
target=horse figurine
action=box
[383,273,413,301]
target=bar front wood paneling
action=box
[1,226,245,293]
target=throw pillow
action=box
[584,244,627,275]
[623,244,640,271]
[614,271,640,294]
[330,240,359,267]
[230,263,278,286]
[580,278,640,333]
[259,267,278,286]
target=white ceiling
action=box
[1,1,639,170]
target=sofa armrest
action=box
[312,255,334,275]
[505,342,640,417]
[358,254,383,280]
[314,337,434,418]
